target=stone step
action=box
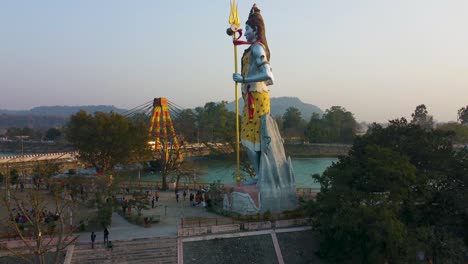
[74,243,177,254]
[70,236,178,264]
[71,249,176,260]
[74,248,177,256]
[71,257,177,264]
[75,241,176,251]
[75,237,176,247]
[71,256,177,264]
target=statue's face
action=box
[245,24,256,42]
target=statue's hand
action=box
[233,73,243,83]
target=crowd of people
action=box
[12,208,60,225]
[187,189,209,207]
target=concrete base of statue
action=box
[223,115,298,215]
[223,185,261,214]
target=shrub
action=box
[97,205,112,228]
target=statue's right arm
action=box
[233,44,274,84]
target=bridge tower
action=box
[147,98,183,162]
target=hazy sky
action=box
[1,0,467,123]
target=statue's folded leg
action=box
[245,148,260,174]
[243,148,260,185]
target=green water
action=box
[0,152,16,157]
[138,157,337,188]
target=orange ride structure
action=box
[124,97,183,163]
[147,98,183,162]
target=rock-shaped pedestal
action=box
[224,115,298,214]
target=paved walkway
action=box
[76,190,225,243]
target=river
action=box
[137,157,338,189]
[0,153,16,157]
[0,151,338,188]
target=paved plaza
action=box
[76,190,225,243]
[1,188,318,263]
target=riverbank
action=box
[0,141,351,157]
[284,143,351,157]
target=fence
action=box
[120,181,320,201]
[296,187,321,200]
[120,181,212,192]
[180,217,240,228]
[180,208,309,229]
[178,217,311,237]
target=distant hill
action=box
[226,97,323,120]
[0,98,323,129]
[0,105,127,128]
[0,105,126,117]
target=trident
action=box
[226,0,241,186]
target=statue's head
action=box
[245,4,270,60]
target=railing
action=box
[296,187,321,200]
[120,181,320,197]
[180,217,240,228]
[180,211,309,228]
[120,181,213,192]
[0,152,78,163]
[178,217,311,236]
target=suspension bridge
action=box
[0,152,78,165]
[0,98,232,169]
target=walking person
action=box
[91,232,96,249]
[104,227,109,244]
[183,189,187,201]
[155,191,160,202]
[176,191,179,203]
[151,196,155,208]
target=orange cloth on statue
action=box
[241,91,270,151]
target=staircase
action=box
[70,236,177,264]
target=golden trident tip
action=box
[229,0,240,27]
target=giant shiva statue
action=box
[225,4,297,214]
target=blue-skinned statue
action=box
[225,4,297,214]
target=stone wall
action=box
[284,143,351,157]
[177,218,311,237]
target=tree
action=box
[195,102,236,143]
[10,168,19,186]
[44,128,62,141]
[323,106,358,143]
[437,122,468,144]
[66,111,149,174]
[0,187,78,264]
[5,127,42,141]
[411,104,434,130]
[129,191,150,217]
[172,109,197,142]
[157,144,183,191]
[127,114,153,165]
[305,112,325,143]
[313,145,416,263]
[32,161,60,189]
[282,107,306,138]
[171,162,199,191]
[312,118,468,263]
[458,105,468,125]
[305,106,358,143]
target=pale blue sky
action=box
[1,0,467,122]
